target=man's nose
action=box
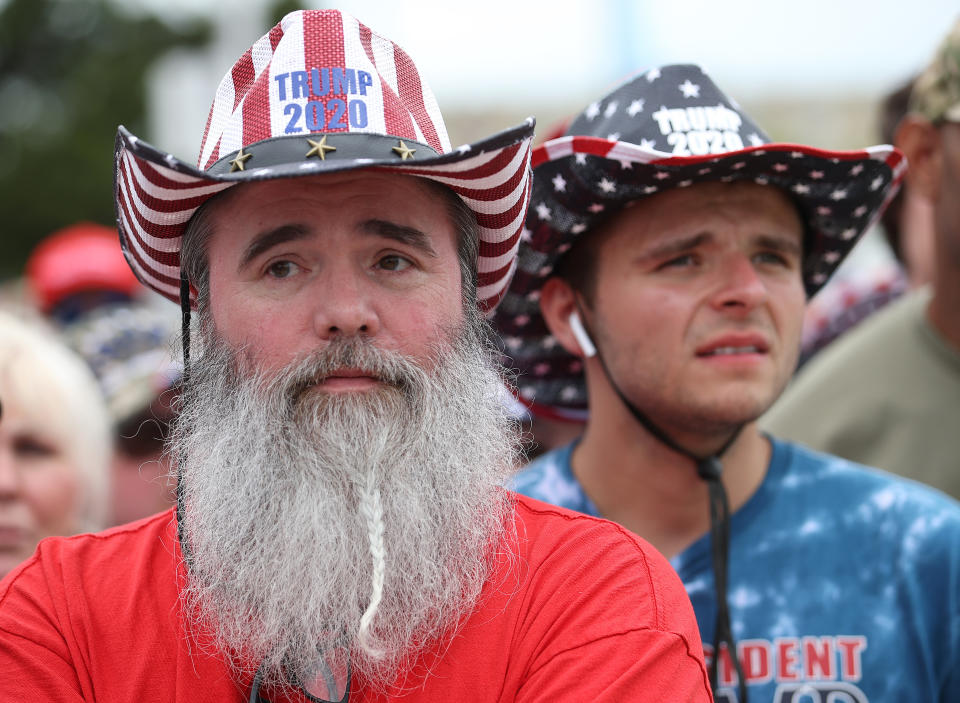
[310,268,381,341]
[710,254,768,313]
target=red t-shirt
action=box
[0,494,710,701]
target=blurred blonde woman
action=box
[0,311,111,577]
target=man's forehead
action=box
[607,181,803,238]
[212,170,440,210]
[202,171,455,246]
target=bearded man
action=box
[0,10,711,702]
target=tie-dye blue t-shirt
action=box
[512,438,960,702]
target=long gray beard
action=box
[170,313,519,692]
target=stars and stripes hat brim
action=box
[114,9,534,313]
[492,63,906,419]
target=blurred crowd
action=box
[1,222,180,577]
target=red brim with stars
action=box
[491,136,906,419]
[114,122,533,313]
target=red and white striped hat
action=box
[114,9,534,312]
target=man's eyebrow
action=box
[754,233,803,257]
[360,219,437,257]
[641,232,713,260]
[239,224,309,270]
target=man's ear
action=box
[896,116,942,203]
[540,277,591,358]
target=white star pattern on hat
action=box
[552,174,567,192]
[640,138,657,150]
[598,178,616,193]
[732,162,747,170]
[870,176,884,191]
[772,163,788,172]
[679,79,700,98]
[654,171,671,180]
[790,151,804,159]
[841,228,858,239]
[585,102,601,120]
[824,251,841,263]
[575,153,588,165]
[678,179,693,187]
[748,134,764,146]
[810,170,824,179]
[792,183,810,194]
[854,205,868,217]
[604,101,619,118]
[646,68,661,82]
[560,386,579,401]
[536,203,551,220]
[849,163,864,176]
[829,189,847,201]
[520,227,532,242]
[588,203,605,213]
[571,223,587,234]
[643,185,658,194]
[627,99,645,116]
[607,132,621,141]
[456,144,472,154]
[618,159,633,170]
[817,206,832,216]
[698,167,711,175]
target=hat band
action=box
[207,133,440,176]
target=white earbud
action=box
[568,311,597,358]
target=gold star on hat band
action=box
[392,140,416,160]
[305,135,336,160]
[228,148,253,172]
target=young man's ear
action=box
[540,277,595,358]
[895,115,942,203]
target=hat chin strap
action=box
[571,308,749,702]
[176,273,194,570]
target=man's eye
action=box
[378,255,412,272]
[266,260,299,278]
[754,251,789,266]
[659,254,697,269]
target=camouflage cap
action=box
[910,18,960,123]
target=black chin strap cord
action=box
[577,308,748,702]
[177,273,193,569]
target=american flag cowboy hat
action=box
[492,64,906,419]
[114,9,534,313]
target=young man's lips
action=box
[695,334,771,357]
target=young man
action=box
[764,20,960,500]
[0,12,711,702]
[495,64,960,702]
